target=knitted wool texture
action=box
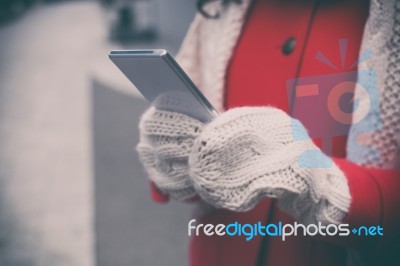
[137,107,350,224]
[137,107,203,200]
[190,107,350,224]
[347,0,400,169]
[136,0,400,225]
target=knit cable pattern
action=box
[136,107,204,200]
[136,0,400,225]
[189,107,350,224]
[137,106,351,225]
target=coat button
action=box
[282,37,296,55]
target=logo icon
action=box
[286,39,381,167]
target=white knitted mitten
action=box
[189,107,351,224]
[136,107,205,200]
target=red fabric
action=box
[150,0,400,265]
[150,181,201,203]
[333,159,400,252]
[149,181,169,203]
[193,0,394,265]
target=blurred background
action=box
[0,0,196,265]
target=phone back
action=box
[109,49,218,122]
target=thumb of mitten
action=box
[136,107,205,200]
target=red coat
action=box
[151,0,400,265]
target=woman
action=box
[137,0,400,265]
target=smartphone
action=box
[109,49,218,122]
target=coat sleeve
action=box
[331,158,400,254]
